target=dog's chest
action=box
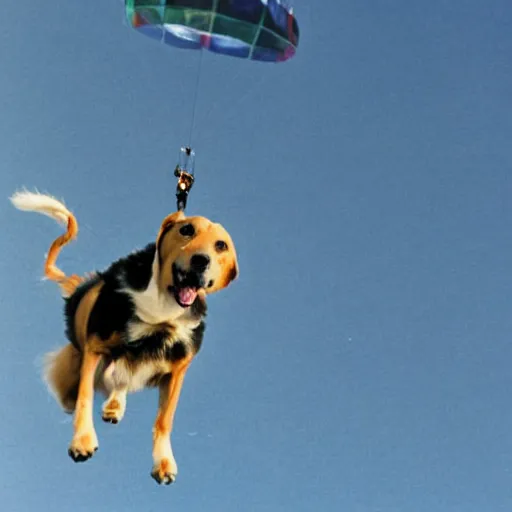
[126,318,193,349]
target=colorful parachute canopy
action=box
[125,0,299,63]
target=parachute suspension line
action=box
[188,48,204,148]
[174,50,203,212]
[189,0,216,147]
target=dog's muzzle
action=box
[170,260,208,308]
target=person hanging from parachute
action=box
[124,0,300,212]
[174,146,195,211]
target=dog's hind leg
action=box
[102,388,127,424]
[151,356,193,485]
[68,345,102,463]
[99,361,128,424]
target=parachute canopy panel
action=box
[125,0,299,62]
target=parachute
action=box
[124,0,299,63]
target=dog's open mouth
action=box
[170,264,202,308]
[175,286,197,308]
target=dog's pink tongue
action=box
[178,287,197,306]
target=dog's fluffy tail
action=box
[43,344,82,413]
[10,190,84,296]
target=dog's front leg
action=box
[68,347,101,462]
[151,356,192,485]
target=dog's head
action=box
[155,210,239,309]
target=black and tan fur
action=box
[10,190,238,485]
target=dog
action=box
[10,190,238,485]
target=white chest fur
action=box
[123,270,184,325]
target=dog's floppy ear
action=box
[230,261,239,283]
[156,210,185,246]
[225,259,239,288]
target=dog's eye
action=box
[179,224,195,237]
[215,240,228,252]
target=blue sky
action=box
[1,1,512,510]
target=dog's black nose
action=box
[190,254,210,273]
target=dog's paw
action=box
[102,397,125,425]
[68,431,98,463]
[151,458,178,485]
